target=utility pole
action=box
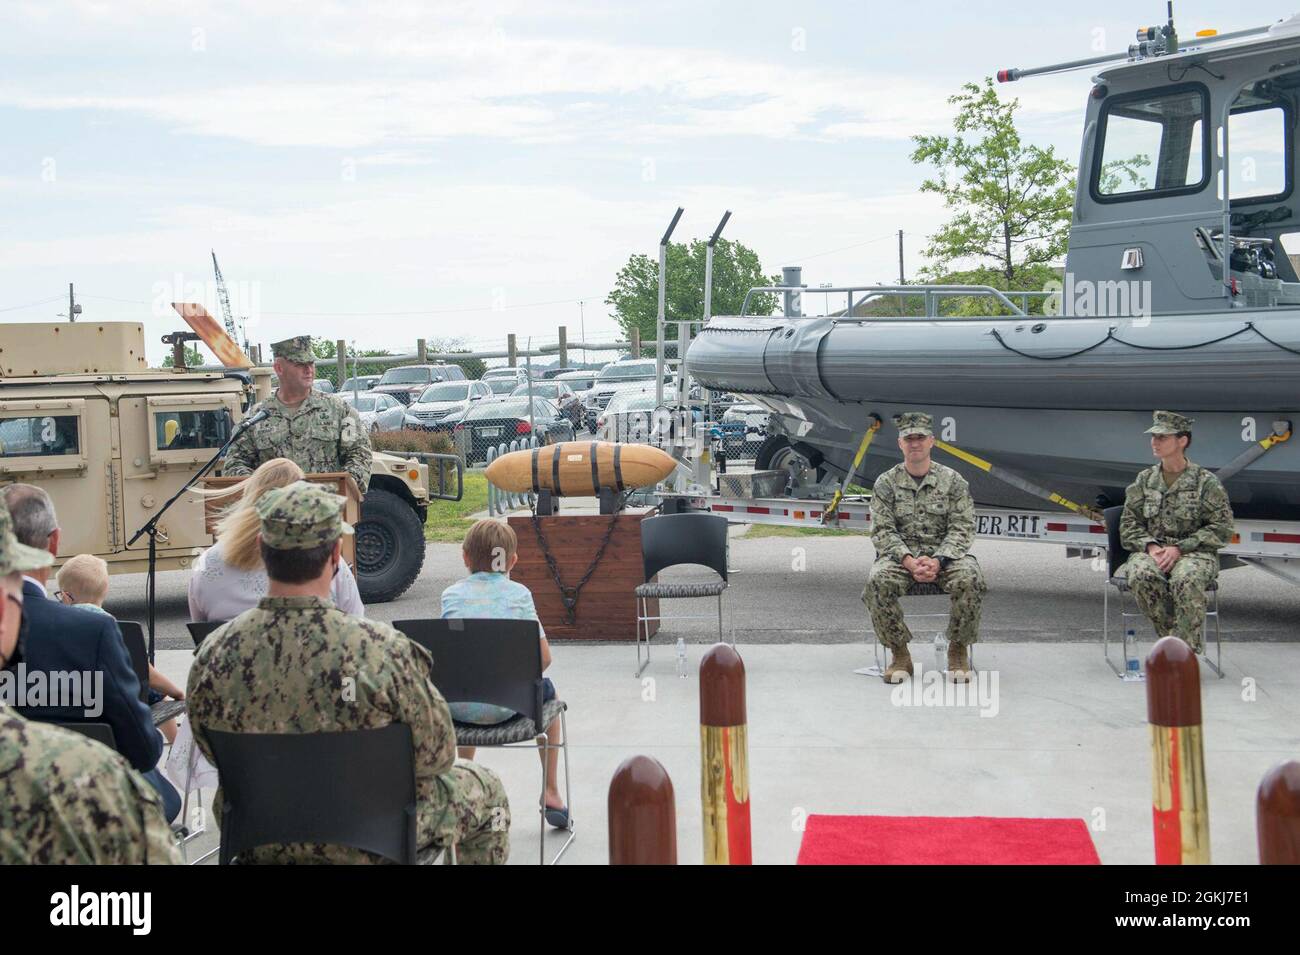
[578,299,586,367]
[65,283,81,322]
[898,230,905,285]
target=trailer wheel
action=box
[755,435,825,479]
[354,488,426,603]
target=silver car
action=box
[339,391,406,433]
[404,380,494,431]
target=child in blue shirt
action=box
[441,519,566,827]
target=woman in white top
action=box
[188,457,365,622]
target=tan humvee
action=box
[0,317,443,603]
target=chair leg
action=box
[1201,587,1224,679]
[537,719,578,866]
[635,596,650,678]
[717,593,729,646]
[537,730,548,867]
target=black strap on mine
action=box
[589,441,599,491]
[530,447,540,494]
[551,442,563,496]
[613,443,624,491]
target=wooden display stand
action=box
[508,511,658,641]
[201,472,361,566]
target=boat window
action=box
[1228,101,1290,202]
[1093,85,1208,200]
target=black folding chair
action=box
[394,617,574,865]
[56,721,118,749]
[117,621,188,726]
[634,512,730,676]
[204,724,422,865]
[1102,506,1222,679]
[186,621,227,649]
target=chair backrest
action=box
[187,621,227,648]
[393,618,544,728]
[639,512,729,584]
[115,621,151,704]
[1103,506,1128,579]
[56,721,118,750]
[205,724,418,865]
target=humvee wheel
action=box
[354,488,426,602]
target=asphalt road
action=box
[104,528,1299,651]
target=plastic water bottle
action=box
[1124,627,1140,676]
[676,638,688,678]
[934,634,948,672]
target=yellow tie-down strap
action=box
[935,438,1102,522]
[822,417,882,524]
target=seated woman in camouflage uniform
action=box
[1120,411,1235,653]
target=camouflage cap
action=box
[254,481,353,550]
[0,498,54,577]
[895,412,934,438]
[270,336,315,364]
[1145,410,1194,435]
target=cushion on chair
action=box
[904,582,945,597]
[635,581,727,599]
[151,699,187,726]
[452,699,567,747]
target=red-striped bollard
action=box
[700,643,751,865]
[1146,636,1210,864]
[608,755,677,865]
[1257,760,1300,864]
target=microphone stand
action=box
[126,414,259,663]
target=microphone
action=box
[235,407,271,430]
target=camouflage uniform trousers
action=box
[862,555,986,649]
[429,760,511,864]
[1123,552,1216,653]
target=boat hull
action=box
[687,313,1300,519]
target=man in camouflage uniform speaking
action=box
[0,499,180,864]
[1120,411,1235,653]
[187,481,511,863]
[224,335,372,493]
[863,412,986,684]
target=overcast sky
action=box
[0,1,1281,363]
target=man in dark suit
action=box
[1,484,180,823]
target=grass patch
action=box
[742,523,864,538]
[425,472,490,542]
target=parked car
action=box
[597,388,700,446]
[339,391,407,433]
[372,364,468,405]
[312,379,336,394]
[454,397,575,465]
[509,381,584,430]
[554,369,598,392]
[483,377,523,396]
[340,375,381,393]
[481,366,531,385]
[404,380,494,432]
[719,401,770,458]
[584,360,669,429]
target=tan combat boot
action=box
[883,643,913,684]
[947,642,972,683]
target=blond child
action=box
[56,554,186,744]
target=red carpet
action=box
[797,815,1101,865]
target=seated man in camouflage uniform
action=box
[1120,411,1234,653]
[0,500,179,864]
[187,481,510,863]
[223,335,372,493]
[863,413,986,684]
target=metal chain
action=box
[529,494,627,625]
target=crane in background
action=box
[210,250,246,353]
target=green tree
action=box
[911,77,1076,307]
[161,346,204,368]
[605,238,780,355]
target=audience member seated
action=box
[57,553,186,744]
[0,484,180,824]
[441,518,568,829]
[187,481,510,863]
[0,503,180,864]
[189,457,364,622]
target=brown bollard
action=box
[1146,636,1210,864]
[700,643,751,865]
[608,756,677,865]
[1257,761,1300,864]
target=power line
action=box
[0,295,62,314]
[80,293,603,317]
